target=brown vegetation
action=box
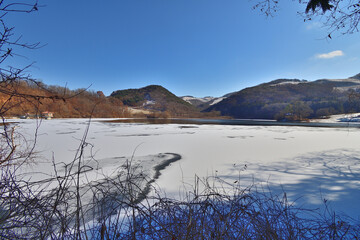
[0,81,224,119]
[0,81,131,118]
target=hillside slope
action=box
[110,85,199,117]
[0,81,129,118]
[205,75,360,120]
[180,96,228,110]
[350,73,360,80]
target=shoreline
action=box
[101,117,360,128]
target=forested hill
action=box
[204,75,360,120]
[0,81,129,118]
[5,75,360,120]
[1,82,208,119]
[110,85,200,117]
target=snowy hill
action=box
[180,95,228,110]
[205,73,360,120]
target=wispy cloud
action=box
[315,50,344,59]
[349,57,358,61]
[305,21,322,30]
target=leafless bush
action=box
[111,176,359,240]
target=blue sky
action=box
[5,0,360,97]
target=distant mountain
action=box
[350,73,360,80]
[110,85,199,117]
[180,95,228,110]
[204,75,360,120]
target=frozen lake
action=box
[11,118,360,220]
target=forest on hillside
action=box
[0,80,130,118]
[205,80,360,121]
[0,81,221,119]
[111,85,199,117]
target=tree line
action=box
[0,80,131,118]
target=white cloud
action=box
[315,50,344,59]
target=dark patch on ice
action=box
[107,132,195,137]
[179,125,199,129]
[94,129,116,133]
[135,153,181,203]
[274,138,287,140]
[56,131,77,135]
[227,136,254,139]
[111,133,161,137]
[86,153,182,221]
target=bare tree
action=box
[0,1,40,81]
[0,1,61,170]
[0,2,72,238]
[254,0,360,36]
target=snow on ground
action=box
[209,97,225,105]
[182,96,215,103]
[311,113,360,123]
[270,81,302,86]
[127,107,152,114]
[8,118,360,220]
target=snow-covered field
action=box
[311,112,360,123]
[9,117,360,220]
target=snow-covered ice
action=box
[8,118,360,220]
